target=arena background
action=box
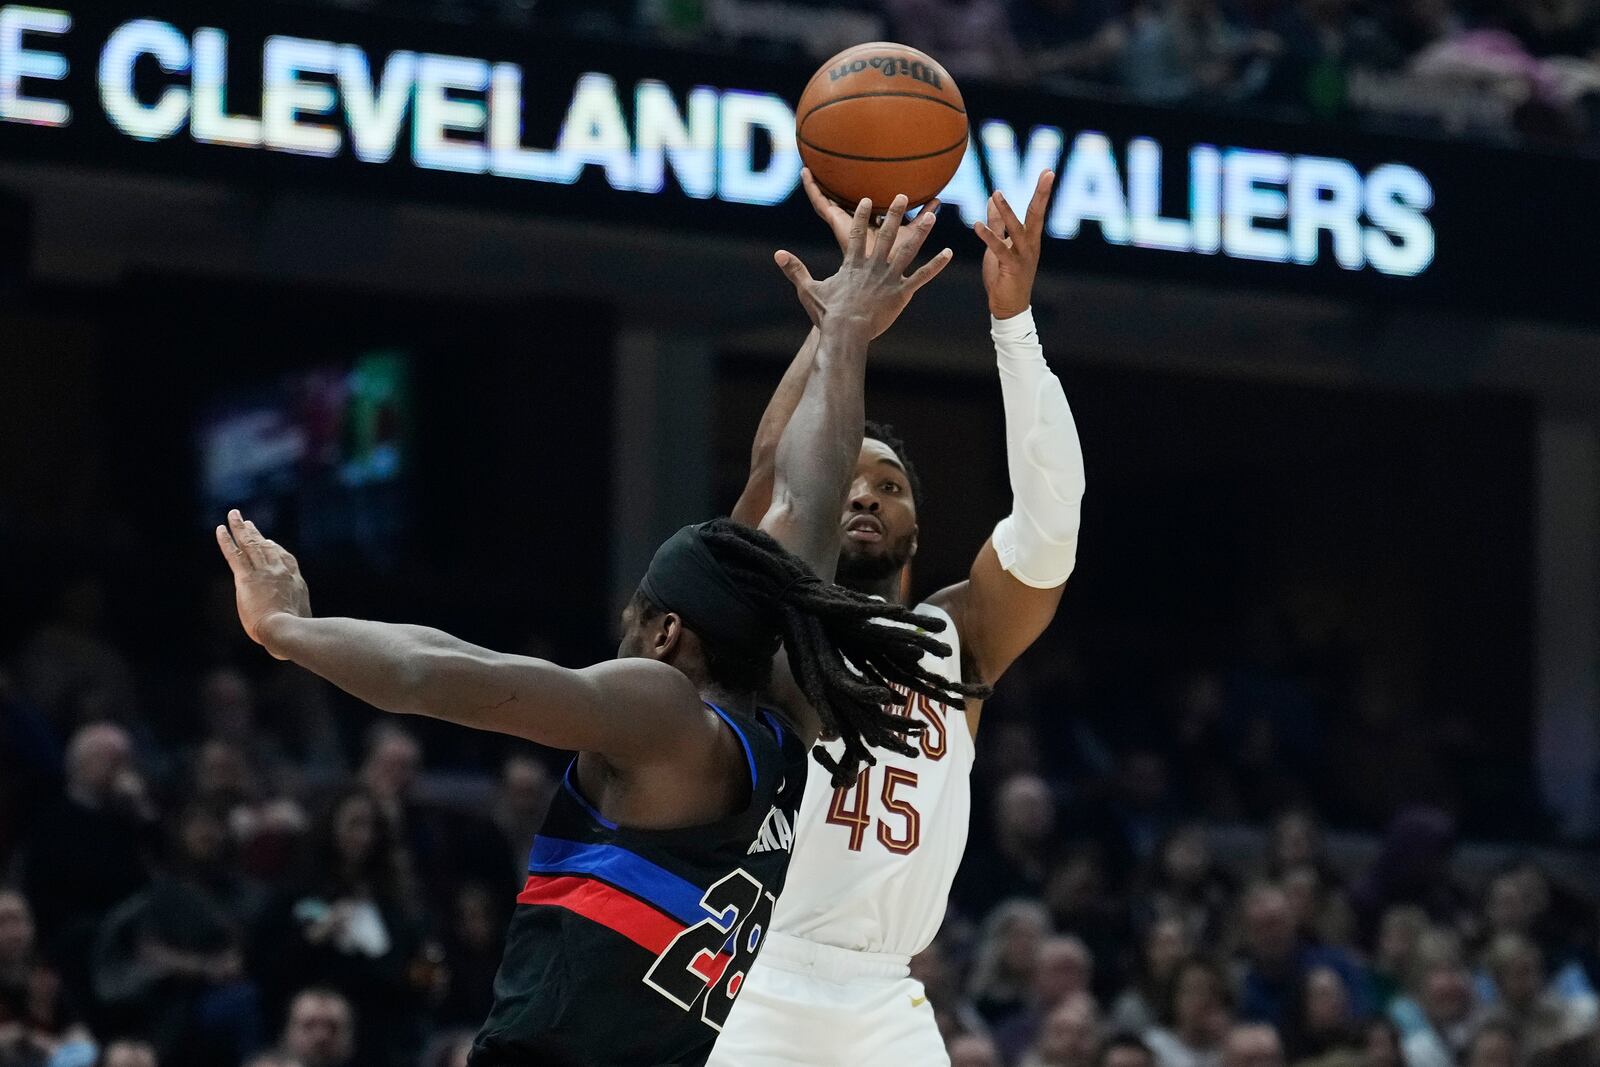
[1,2,1598,1066]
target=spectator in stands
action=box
[91,819,263,1065]
[358,726,433,868]
[15,576,139,733]
[1142,826,1234,950]
[278,988,354,1067]
[1100,1033,1158,1067]
[196,668,287,778]
[1121,0,1280,104]
[22,722,156,999]
[188,740,309,885]
[1279,868,1318,943]
[1110,917,1192,1034]
[1168,672,1235,818]
[1044,847,1128,999]
[1020,996,1101,1067]
[0,888,95,1066]
[1481,933,1598,1058]
[255,788,428,1067]
[1236,884,1368,1032]
[191,739,259,823]
[1479,862,1595,1001]
[960,775,1060,917]
[100,1040,158,1067]
[1368,906,1429,1011]
[1359,1018,1403,1067]
[1461,1020,1520,1067]
[358,725,508,913]
[1262,0,1398,118]
[1281,965,1362,1064]
[1220,1023,1284,1067]
[970,899,1055,1023]
[1062,750,1177,888]
[913,938,989,1043]
[1010,0,1128,84]
[1352,808,1467,942]
[171,802,270,933]
[1398,945,1483,1067]
[1484,866,1543,942]
[490,755,554,881]
[422,1029,474,1067]
[252,665,345,775]
[1280,864,1357,952]
[1374,0,1460,58]
[949,1031,1005,1067]
[1264,811,1333,885]
[242,1055,298,1067]
[1144,955,1231,1067]
[995,936,1096,1062]
[883,0,1029,82]
[434,882,504,1029]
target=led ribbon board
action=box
[2,2,1596,315]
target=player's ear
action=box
[909,524,920,560]
[655,611,685,658]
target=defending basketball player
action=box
[709,168,1085,1066]
[214,197,973,1067]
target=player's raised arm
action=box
[215,510,704,761]
[730,171,940,529]
[729,327,818,529]
[927,170,1086,693]
[761,193,951,576]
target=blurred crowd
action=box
[300,0,1600,151]
[2,576,1598,1067]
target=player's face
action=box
[616,597,679,663]
[837,438,918,584]
[617,599,654,660]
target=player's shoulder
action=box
[590,655,701,695]
[587,658,717,727]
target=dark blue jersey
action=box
[471,704,808,1067]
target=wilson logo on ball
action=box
[828,56,945,90]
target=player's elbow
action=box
[749,428,782,472]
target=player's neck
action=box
[842,571,906,605]
[699,684,756,716]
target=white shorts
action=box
[708,932,949,1067]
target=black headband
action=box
[639,523,782,660]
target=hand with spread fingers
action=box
[215,509,312,657]
[774,193,953,340]
[975,169,1055,320]
[800,167,942,274]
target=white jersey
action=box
[767,601,973,957]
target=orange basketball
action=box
[796,43,968,212]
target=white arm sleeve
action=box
[988,307,1085,589]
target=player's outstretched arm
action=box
[761,194,951,576]
[730,327,817,529]
[215,511,707,761]
[927,171,1086,696]
[730,170,941,529]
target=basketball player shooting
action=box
[710,168,1086,1066]
[214,197,966,1067]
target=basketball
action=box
[796,43,968,212]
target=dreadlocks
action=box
[692,518,989,786]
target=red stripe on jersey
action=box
[517,874,734,976]
[519,874,683,954]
